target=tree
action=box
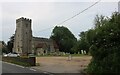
[76,31,90,54]
[71,31,92,54]
[7,34,15,53]
[50,26,77,53]
[94,15,108,28]
[87,12,120,74]
[1,41,8,53]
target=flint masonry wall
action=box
[13,17,32,54]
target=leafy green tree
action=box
[7,34,14,53]
[77,31,90,54]
[50,26,77,53]
[71,40,82,54]
[86,29,95,45]
[1,41,8,53]
[94,15,108,28]
[71,31,92,54]
[87,12,120,74]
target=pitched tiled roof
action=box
[35,43,47,48]
[53,41,59,49]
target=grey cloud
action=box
[1,2,118,43]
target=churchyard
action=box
[33,55,92,73]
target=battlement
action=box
[16,17,31,23]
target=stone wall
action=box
[32,37,56,54]
[13,17,32,54]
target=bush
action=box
[2,57,36,67]
[87,12,120,74]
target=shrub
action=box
[87,12,120,74]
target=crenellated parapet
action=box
[16,17,32,23]
[14,17,32,54]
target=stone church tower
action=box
[13,17,32,55]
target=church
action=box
[13,17,59,55]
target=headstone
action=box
[81,50,84,54]
[63,52,65,55]
[84,50,86,54]
[68,54,72,61]
[78,52,80,54]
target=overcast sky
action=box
[1,0,119,43]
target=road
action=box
[2,61,52,75]
[2,61,83,75]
